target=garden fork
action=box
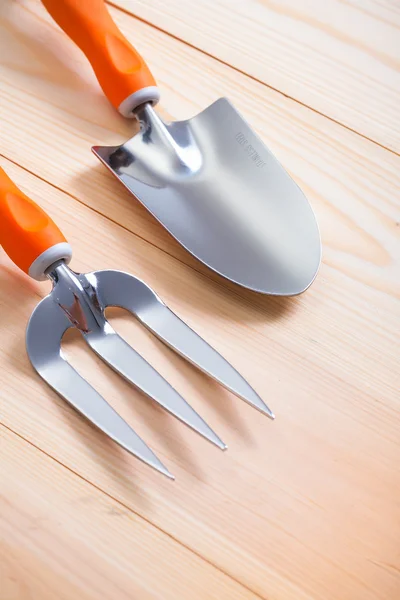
[0,167,274,478]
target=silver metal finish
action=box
[94,270,274,418]
[27,261,232,479]
[26,288,174,479]
[93,99,321,296]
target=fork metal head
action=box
[27,261,229,477]
[26,260,273,477]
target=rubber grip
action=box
[41,0,157,114]
[0,167,67,276]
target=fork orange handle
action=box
[0,167,72,280]
[41,0,159,116]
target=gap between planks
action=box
[0,153,267,314]
[1,424,265,600]
[2,0,399,308]
[106,0,400,158]
[1,423,267,600]
[1,157,398,600]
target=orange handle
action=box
[41,0,159,116]
[0,167,71,280]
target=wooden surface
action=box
[112,0,400,152]
[1,1,399,599]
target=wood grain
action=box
[1,0,399,300]
[111,0,400,152]
[1,1,400,598]
[1,157,399,600]
[1,426,260,600]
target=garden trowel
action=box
[42,0,321,295]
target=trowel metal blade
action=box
[93,98,321,295]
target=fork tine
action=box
[141,306,275,419]
[84,328,227,450]
[38,359,174,479]
[92,271,274,418]
[27,297,174,479]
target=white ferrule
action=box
[28,243,73,281]
[118,86,160,117]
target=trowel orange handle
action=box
[41,0,160,117]
[0,167,72,281]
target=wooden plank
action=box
[1,427,259,600]
[110,0,400,152]
[1,0,399,302]
[1,158,399,600]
